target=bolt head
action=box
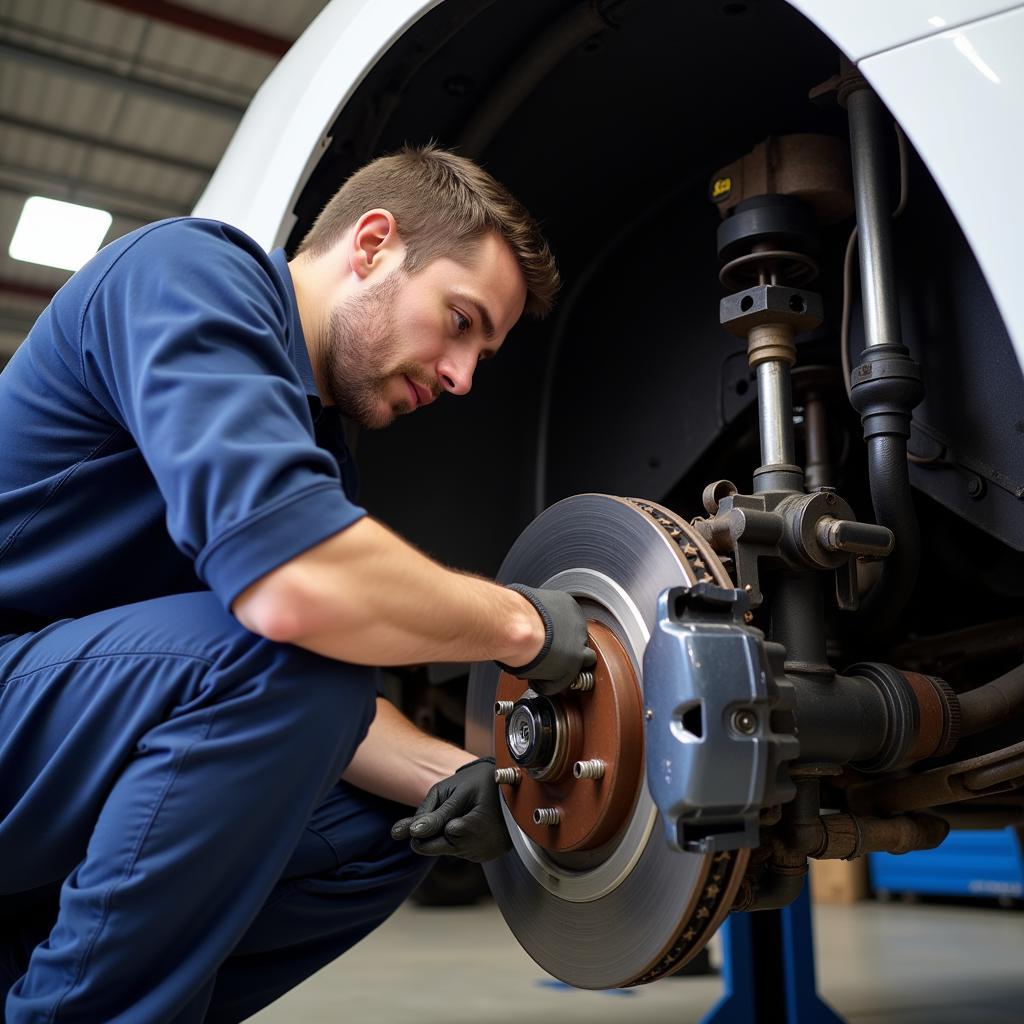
[732,708,758,735]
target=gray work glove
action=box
[390,757,511,863]
[497,584,596,696]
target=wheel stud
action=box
[569,670,594,692]
[533,807,561,825]
[573,759,606,779]
[494,700,515,716]
[494,767,521,785]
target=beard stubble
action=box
[320,272,419,429]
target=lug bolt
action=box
[569,670,594,692]
[494,700,515,716]
[732,708,758,735]
[494,767,521,785]
[573,759,606,780]
[533,807,561,826]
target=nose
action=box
[437,352,476,396]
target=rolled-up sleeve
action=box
[78,219,365,606]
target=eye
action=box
[453,310,471,335]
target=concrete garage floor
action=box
[250,898,1024,1024]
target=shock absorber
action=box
[717,192,823,495]
[709,136,856,673]
[710,134,853,495]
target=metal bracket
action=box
[692,488,889,612]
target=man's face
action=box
[319,231,528,429]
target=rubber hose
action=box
[861,434,920,630]
[959,662,1024,737]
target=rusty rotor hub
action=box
[494,621,644,852]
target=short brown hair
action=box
[296,143,559,317]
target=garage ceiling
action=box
[0,0,331,361]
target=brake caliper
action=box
[643,582,799,854]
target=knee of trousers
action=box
[160,594,380,773]
[353,839,435,924]
[307,783,437,896]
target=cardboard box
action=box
[810,857,869,904]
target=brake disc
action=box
[466,493,749,988]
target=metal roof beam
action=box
[0,176,180,224]
[0,278,59,303]
[0,41,247,120]
[0,113,217,177]
[0,159,189,216]
[90,0,291,58]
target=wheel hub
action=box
[494,621,644,853]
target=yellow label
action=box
[711,177,732,199]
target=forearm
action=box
[342,697,477,806]
[232,516,543,667]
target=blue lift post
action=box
[702,882,845,1024]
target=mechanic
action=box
[0,144,593,1022]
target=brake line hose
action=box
[844,81,924,630]
[958,662,1024,738]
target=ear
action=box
[348,209,401,280]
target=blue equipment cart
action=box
[870,828,1024,902]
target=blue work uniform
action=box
[0,218,431,1022]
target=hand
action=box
[390,757,511,863]
[497,584,596,696]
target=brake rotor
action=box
[466,493,749,988]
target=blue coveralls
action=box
[0,219,432,1022]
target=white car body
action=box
[196,0,1024,370]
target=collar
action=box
[270,247,320,404]
[269,247,359,467]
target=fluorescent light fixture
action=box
[9,196,113,272]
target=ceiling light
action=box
[9,196,113,272]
